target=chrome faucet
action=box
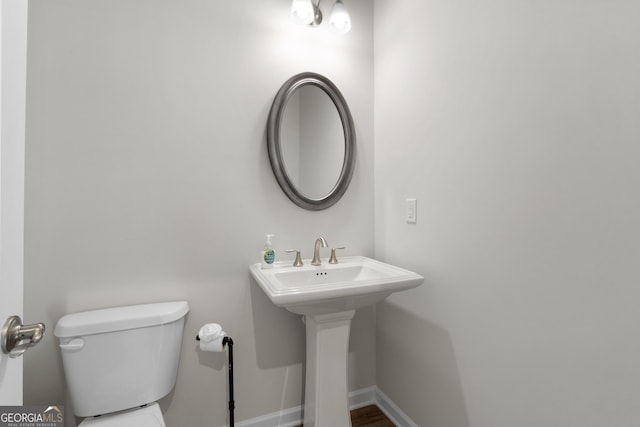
[311,237,328,266]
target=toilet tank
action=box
[54,301,189,418]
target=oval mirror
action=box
[267,72,356,210]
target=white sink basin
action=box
[250,255,423,426]
[249,255,424,315]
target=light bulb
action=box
[329,0,351,33]
[291,0,315,25]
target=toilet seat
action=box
[79,403,165,426]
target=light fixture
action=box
[329,0,351,34]
[290,0,322,27]
[290,0,351,33]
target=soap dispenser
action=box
[262,234,275,269]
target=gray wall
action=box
[24,1,374,426]
[374,0,640,426]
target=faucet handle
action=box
[328,247,346,264]
[285,249,304,267]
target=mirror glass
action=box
[279,85,345,199]
[267,72,355,210]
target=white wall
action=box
[374,0,640,426]
[24,1,373,426]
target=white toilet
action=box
[54,301,190,426]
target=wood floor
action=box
[294,405,395,427]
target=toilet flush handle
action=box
[59,337,85,352]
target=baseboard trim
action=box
[349,386,377,410]
[235,405,303,427]
[374,387,419,427]
[235,386,416,427]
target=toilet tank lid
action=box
[54,301,189,338]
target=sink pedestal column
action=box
[303,310,355,427]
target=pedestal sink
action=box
[250,256,424,427]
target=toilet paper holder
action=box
[196,333,235,427]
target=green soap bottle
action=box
[261,234,275,269]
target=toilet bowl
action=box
[78,403,165,426]
[54,301,189,426]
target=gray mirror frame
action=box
[267,72,356,211]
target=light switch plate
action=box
[406,198,417,224]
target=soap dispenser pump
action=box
[262,234,275,269]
